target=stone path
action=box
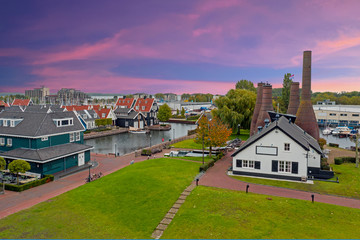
[151,183,196,239]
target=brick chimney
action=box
[286,82,300,115]
[255,83,273,131]
[250,82,264,136]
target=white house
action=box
[231,116,331,181]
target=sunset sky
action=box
[1,0,360,95]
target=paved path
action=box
[0,150,172,219]
[200,150,360,209]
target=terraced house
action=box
[0,110,93,176]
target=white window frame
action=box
[41,136,48,141]
[3,120,8,127]
[279,161,291,173]
[142,106,145,110]
[10,120,15,127]
[7,138,12,147]
[284,143,290,151]
[70,132,75,142]
[75,132,80,141]
[0,138,4,146]
[242,160,255,169]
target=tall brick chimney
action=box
[286,82,300,115]
[255,83,273,131]
[295,51,319,140]
[250,82,264,136]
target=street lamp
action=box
[114,143,117,156]
[238,123,241,135]
[173,128,175,140]
[149,134,152,148]
[88,164,91,182]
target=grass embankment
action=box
[162,186,360,239]
[232,163,360,199]
[0,158,201,239]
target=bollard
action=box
[336,177,339,183]
[196,178,199,186]
[246,184,249,193]
[311,194,314,203]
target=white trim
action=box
[0,146,93,163]
[0,129,85,139]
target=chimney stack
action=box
[286,82,300,115]
[295,51,319,140]
[255,83,273,131]
[250,82,264,136]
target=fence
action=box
[134,134,196,157]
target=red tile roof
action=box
[12,99,31,106]
[116,98,135,108]
[133,98,155,112]
[94,108,111,119]
[63,105,91,111]
[0,100,10,107]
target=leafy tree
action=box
[213,89,256,133]
[280,73,293,113]
[176,109,179,115]
[208,116,232,156]
[181,107,185,117]
[8,159,31,185]
[181,93,191,101]
[318,138,327,150]
[235,79,256,92]
[195,116,211,160]
[350,133,360,168]
[125,94,134,98]
[157,104,172,122]
[155,93,165,100]
[0,157,6,170]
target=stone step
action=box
[168,207,178,214]
[172,203,182,209]
[165,212,175,219]
[175,199,185,204]
[151,230,163,239]
[156,223,167,231]
[160,218,172,225]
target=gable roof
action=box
[63,105,91,111]
[133,98,155,112]
[116,98,135,108]
[0,111,84,138]
[0,100,10,107]
[231,116,322,157]
[12,99,32,106]
[94,108,112,119]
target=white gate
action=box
[78,152,85,166]
[140,121,144,129]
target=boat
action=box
[129,127,149,134]
[322,127,333,135]
[332,126,351,136]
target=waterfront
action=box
[320,128,355,149]
[85,123,197,155]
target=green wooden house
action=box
[0,110,93,176]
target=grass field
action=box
[229,129,250,141]
[167,156,214,163]
[0,158,200,239]
[231,163,360,199]
[162,186,360,239]
[171,139,203,149]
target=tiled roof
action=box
[94,108,111,119]
[63,105,91,111]
[133,98,155,112]
[0,111,84,137]
[12,99,31,106]
[0,143,92,162]
[116,98,135,108]
[231,116,322,157]
[0,100,10,107]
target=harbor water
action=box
[319,128,355,149]
[85,123,197,155]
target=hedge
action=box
[334,157,356,165]
[329,143,339,148]
[5,174,54,192]
[141,149,151,156]
[199,159,215,172]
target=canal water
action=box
[85,123,197,155]
[319,128,355,149]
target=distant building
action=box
[25,86,49,104]
[313,105,360,127]
[57,88,89,105]
[316,99,336,105]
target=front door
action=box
[78,153,85,166]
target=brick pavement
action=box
[200,150,360,209]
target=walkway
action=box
[200,150,360,209]
[0,150,172,219]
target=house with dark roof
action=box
[76,109,99,130]
[114,107,146,128]
[0,110,93,176]
[133,98,159,126]
[231,116,333,181]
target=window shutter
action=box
[255,161,261,169]
[272,160,278,172]
[292,162,298,174]
[236,160,242,168]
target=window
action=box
[279,161,291,173]
[125,121,129,127]
[70,133,75,142]
[329,113,336,116]
[242,160,255,169]
[10,120,15,127]
[7,138,12,147]
[340,114,347,116]
[142,106,145,110]
[284,143,290,151]
[145,100,148,104]
[94,114,97,118]
[41,136,48,141]
[136,106,139,110]
[83,114,87,119]
[54,118,73,127]
[76,132,80,141]
[0,138,4,146]
[102,113,106,118]
[352,114,359,117]
[62,120,69,125]
[3,120,8,127]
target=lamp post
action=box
[88,164,91,182]
[238,123,241,135]
[149,134,152,148]
[173,128,175,141]
[114,143,117,156]
[202,135,204,165]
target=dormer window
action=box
[3,120,8,127]
[142,106,145,110]
[10,120,14,127]
[145,101,147,104]
[102,113,106,118]
[136,106,139,110]
[54,118,74,127]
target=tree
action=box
[280,73,293,113]
[181,107,185,117]
[158,104,172,122]
[350,133,360,168]
[235,79,256,92]
[155,93,165,100]
[181,93,191,101]
[195,116,211,161]
[8,159,31,185]
[176,109,179,115]
[0,157,5,170]
[213,89,256,134]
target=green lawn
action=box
[0,158,201,239]
[171,139,203,149]
[162,186,360,239]
[167,155,214,163]
[229,129,250,141]
[231,163,360,199]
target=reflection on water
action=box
[85,123,197,155]
[319,128,355,149]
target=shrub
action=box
[321,158,330,170]
[334,156,356,165]
[318,138,327,149]
[334,157,343,165]
[5,174,54,192]
[199,159,215,172]
[329,143,339,148]
[141,149,151,156]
